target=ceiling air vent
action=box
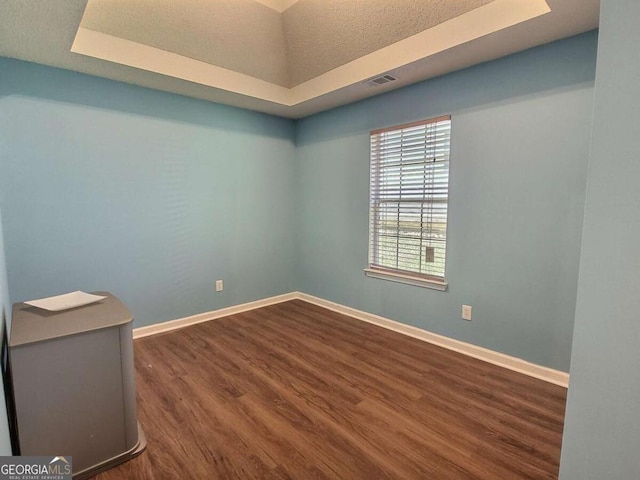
[364,74,398,87]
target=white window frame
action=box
[365,115,451,291]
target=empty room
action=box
[0,0,639,478]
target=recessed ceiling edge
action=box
[71,0,551,109]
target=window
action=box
[365,115,451,290]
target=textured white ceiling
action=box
[283,0,495,86]
[0,0,600,118]
[80,0,498,88]
[81,0,291,87]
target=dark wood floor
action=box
[96,300,567,479]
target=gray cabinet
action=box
[10,293,146,479]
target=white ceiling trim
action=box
[71,0,551,108]
[71,27,291,104]
[252,0,300,13]
[288,0,551,104]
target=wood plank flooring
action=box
[96,300,567,479]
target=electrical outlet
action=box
[462,305,472,321]
[216,280,223,292]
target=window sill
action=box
[364,268,448,291]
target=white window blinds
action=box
[369,115,451,281]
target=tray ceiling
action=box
[0,0,599,118]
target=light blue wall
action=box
[559,1,640,478]
[0,208,12,454]
[295,32,598,372]
[1,25,626,470]
[0,33,597,373]
[0,59,297,327]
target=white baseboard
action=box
[132,292,298,339]
[132,290,569,388]
[296,292,570,388]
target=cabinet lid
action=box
[10,292,132,347]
